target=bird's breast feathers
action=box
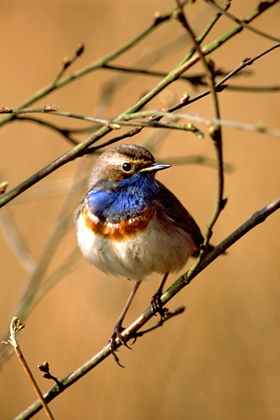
[76,188,196,280]
[81,201,155,241]
[76,198,157,279]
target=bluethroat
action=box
[75,143,207,364]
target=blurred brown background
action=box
[0,1,280,419]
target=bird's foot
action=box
[151,291,169,322]
[108,323,132,367]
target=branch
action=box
[0,7,278,208]
[0,160,89,366]
[14,116,82,145]
[0,4,179,129]
[175,0,226,254]
[3,318,55,420]
[0,208,37,273]
[14,197,280,420]
[204,0,280,43]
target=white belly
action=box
[76,212,195,281]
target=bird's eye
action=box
[122,162,132,172]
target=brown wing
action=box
[155,181,204,251]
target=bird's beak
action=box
[139,162,171,173]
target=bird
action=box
[75,143,206,365]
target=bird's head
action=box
[88,143,170,190]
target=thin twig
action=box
[14,197,280,420]
[0,4,178,129]
[99,0,225,104]
[53,43,84,85]
[0,208,37,273]
[3,96,280,139]
[3,318,55,420]
[0,160,89,366]
[106,110,280,138]
[171,43,280,109]
[101,63,225,86]
[38,361,63,390]
[204,0,280,43]
[0,8,278,208]
[134,306,186,337]
[225,84,280,92]
[14,116,81,145]
[176,0,225,250]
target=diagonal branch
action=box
[0,7,278,208]
[204,0,280,43]
[14,196,280,420]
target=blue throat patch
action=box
[86,173,159,224]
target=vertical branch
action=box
[176,0,226,250]
[3,318,55,420]
[0,158,90,366]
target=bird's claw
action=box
[151,291,169,321]
[109,324,132,367]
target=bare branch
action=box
[13,197,280,419]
